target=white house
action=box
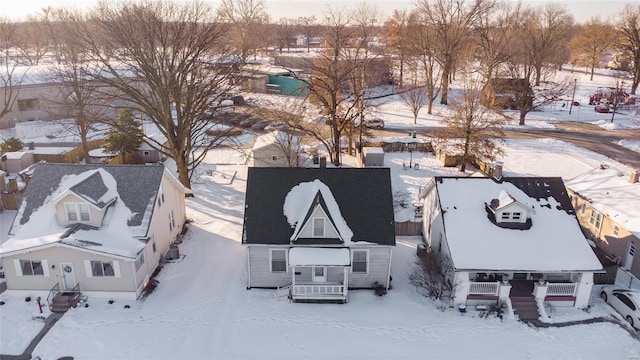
[243,167,396,303]
[248,130,301,167]
[420,176,602,319]
[0,163,191,307]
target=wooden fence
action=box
[395,220,422,236]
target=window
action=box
[143,151,150,156]
[512,212,521,221]
[581,203,586,215]
[169,211,175,232]
[613,225,620,237]
[589,210,603,229]
[91,261,115,277]
[352,250,368,273]
[135,253,145,271]
[20,260,44,276]
[17,98,39,111]
[271,155,279,161]
[312,218,324,237]
[501,212,510,220]
[270,249,287,273]
[65,203,90,222]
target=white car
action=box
[600,286,640,329]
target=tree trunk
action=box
[332,125,341,166]
[590,67,594,81]
[174,155,192,189]
[519,109,526,126]
[81,131,90,164]
[440,63,450,105]
[414,114,417,124]
[534,64,542,87]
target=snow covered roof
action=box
[252,130,298,151]
[2,152,29,160]
[288,247,350,266]
[284,179,353,243]
[434,177,602,272]
[243,167,395,246]
[0,163,184,259]
[565,167,640,238]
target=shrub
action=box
[409,247,457,301]
[1,137,24,153]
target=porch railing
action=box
[277,285,292,300]
[292,284,345,296]
[468,281,500,296]
[47,283,60,310]
[546,283,577,297]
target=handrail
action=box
[47,283,60,311]
[68,283,81,308]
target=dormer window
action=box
[512,212,521,220]
[501,212,510,220]
[313,218,325,237]
[485,190,533,230]
[65,203,90,222]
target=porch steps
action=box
[49,293,81,313]
[511,296,539,321]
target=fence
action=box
[395,221,422,236]
[616,267,640,290]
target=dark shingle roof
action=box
[243,167,396,246]
[69,171,112,208]
[17,163,165,228]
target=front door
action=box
[623,243,636,270]
[312,266,327,283]
[60,263,76,290]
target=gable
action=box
[293,203,341,241]
[243,167,395,246]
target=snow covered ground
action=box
[1,143,640,359]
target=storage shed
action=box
[363,147,385,167]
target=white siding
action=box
[296,206,340,240]
[54,193,106,228]
[247,246,291,288]
[3,245,136,294]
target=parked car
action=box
[251,120,271,131]
[364,119,385,129]
[264,122,287,131]
[594,105,610,113]
[600,286,640,329]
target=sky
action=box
[3,0,632,23]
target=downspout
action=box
[246,246,251,289]
[386,247,393,291]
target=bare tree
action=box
[569,18,615,81]
[217,0,270,62]
[400,85,430,124]
[406,11,441,114]
[616,4,640,94]
[15,16,52,66]
[517,4,573,87]
[414,0,492,105]
[432,77,505,172]
[381,9,409,87]
[44,8,108,163]
[475,2,520,85]
[85,0,239,188]
[272,18,295,53]
[301,7,362,166]
[0,18,29,127]
[296,16,317,53]
[409,248,457,301]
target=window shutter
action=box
[42,260,50,277]
[113,261,121,278]
[13,259,22,277]
[84,260,93,278]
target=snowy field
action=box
[1,142,640,359]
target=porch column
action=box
[498,280,512,302]
[574,272,592,309]
[533,281,548,301]
[453,272,470,307]
[292,266,296,287]
[343,267,349,299]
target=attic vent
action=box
[490,198,499,210]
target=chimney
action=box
[631,170,640,184]
[492,161,503,181]
[319,156,327,169]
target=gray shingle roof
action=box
[17,163,165,229]
[69,171,112,208]
[243,167,396,246]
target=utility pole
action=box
[569,78,577,115]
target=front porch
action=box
[278,247,351,303]
[458,271,591,309]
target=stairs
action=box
[511,296,539,321]
[49,293,81,313]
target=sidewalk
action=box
[0,313,65,360]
